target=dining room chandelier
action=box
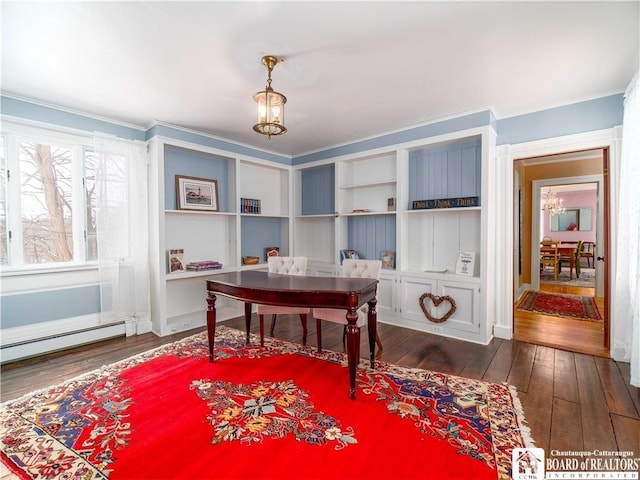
[541,189,565,216]
[252,55,287,139]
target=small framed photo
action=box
[455,250,477,276]
[176,175,219,212]
[340,249,359,263]
[380,250,395,269]
[265,246,280,260]
[167,249,185,273]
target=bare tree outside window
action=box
[20,142,73,264]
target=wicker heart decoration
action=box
[419,293,457,323]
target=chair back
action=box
[267,256,307,276]
[340,259,382,280]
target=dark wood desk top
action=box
[206,270,378,309]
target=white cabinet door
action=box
[398,274,480,337]
[377,272,397,318]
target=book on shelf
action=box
[167,249,185,273]
[185,260,223,271]
[240,197,262,214]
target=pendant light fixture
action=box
[542,188,566,216]
[253,55,287,138]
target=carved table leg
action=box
[345,306,360,400]
[244,302,252,344]
[206,292,217,362]
[367,298,378,368]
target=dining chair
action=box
[313,259,383,358]
[559,240,583,279]
[580,241,595,268]
[257,256,309,346]
[540,240,560,279]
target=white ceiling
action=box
[2,1,638,157]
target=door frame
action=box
[493,127,621,357]
[530,174,604,295]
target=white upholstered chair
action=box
[313,259,383,358]
[257,256,309,346]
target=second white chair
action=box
[313,259,383,360]
[257,256,309,346]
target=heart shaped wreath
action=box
[419,292,457,323]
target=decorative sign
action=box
[412,196,479,210]
[419,293,457,323]
[455,250,477,276]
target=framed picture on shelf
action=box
[175,175,219,212]
[455,250,477,276]
[380,250,395,269]
[340,249,359,263]
[167,249,185,273]
[265,246,280,260]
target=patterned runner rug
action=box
[517,291,602,321]
[1,326,532,480]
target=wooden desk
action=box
[206,270,379,399]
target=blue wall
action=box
[1,285,101,328]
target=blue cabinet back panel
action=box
[301,165,335,215]
[241,217,285,259]
[408,138,481,208]
[164,145,230,211]
[347,215,396,263]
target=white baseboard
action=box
[493,324,513,340]
[1,323,125,363]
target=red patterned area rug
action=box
[1,326,532,480]
[517,291,602,321]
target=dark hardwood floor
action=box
[2,315,638,460]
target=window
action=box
[1,124,98,270]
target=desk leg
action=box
[244,302,252,344]
[206,292,217,362]
[345,306,360,400]
[367,298,378,369]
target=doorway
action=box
[512,149,609,357]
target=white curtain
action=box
[93,135,150,335]
[614,72,640,387]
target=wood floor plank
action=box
[550,398,584,451]
[594,356,640,419]
[610,414,640,453]
[482,340,515,384]
[507,341,537,393]
[553,349,579,403]
[520,345,555,451]
[459,338,502,381]
[575,353,618,451]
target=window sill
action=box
[0,263,99,278]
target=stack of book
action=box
[186,261,223,271]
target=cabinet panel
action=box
[241,216,289,263]
[346,215,396,264]
[399,274,480,336]
[301,165,335,215]
[294,216,335,264]
[377,273,396,318]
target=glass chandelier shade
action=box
[253,55,287,138]
[542,189,565,216]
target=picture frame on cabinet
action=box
[167,249,185,273]
[380,250,395,269]
[265,246,280,260]
[340,249,359,263]
[176,175,219,212]
[455,250,477,276]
